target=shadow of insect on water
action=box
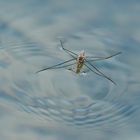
[36,40,122,85]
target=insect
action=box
[36,40,121,85]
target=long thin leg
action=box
[84,63,115,84]
[47,62,76,70]
[36,58,75,73]
[60,40,78,58]
[86,52,122,62]
[85,60,116,85]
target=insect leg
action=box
[36,58,75,73]
[86,52,122,62]
[60,40,78,58]
[85,60,116,85]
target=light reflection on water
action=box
[0,0,140,140]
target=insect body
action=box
[76,50,85,73]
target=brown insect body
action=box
[76,51,85,73]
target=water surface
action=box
[0,0,140,140]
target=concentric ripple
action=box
[0,39,136,129]
[20,96,136,129]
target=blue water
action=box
[0,0,140,140]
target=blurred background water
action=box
[0,0,140,140]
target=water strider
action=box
[36,40,121,85]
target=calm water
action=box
[0,0,140,140]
